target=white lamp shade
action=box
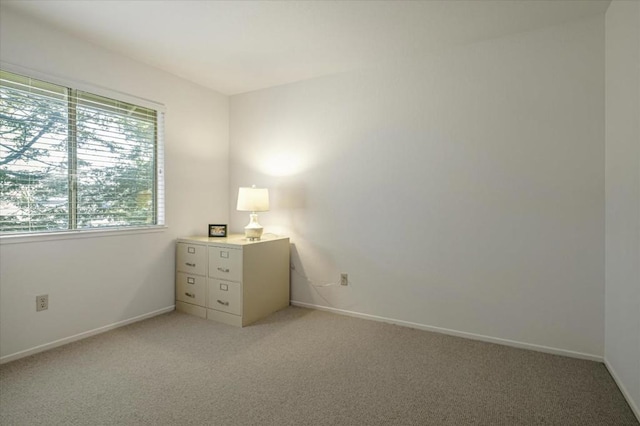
[237,187,269,212]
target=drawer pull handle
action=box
[217,267,229,273]
[217,299,229,306]
[185,292,196,298]
[186,262,196,267]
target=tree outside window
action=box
[0,70,163,234]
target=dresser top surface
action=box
[178,234,288,246]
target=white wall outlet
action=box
[340,273,348,286]
[36,294,48,312]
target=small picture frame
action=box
[208,224,227,238]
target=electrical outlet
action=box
[340,273,348,286]
[36,294,48,312]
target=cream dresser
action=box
[175,234,290,327]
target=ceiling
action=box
[1,0,610,95]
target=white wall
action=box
[230,17,605,358]
[605,0,640,419]
[0,8,229,361]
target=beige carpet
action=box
[0,306,637,425]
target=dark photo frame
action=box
[208,224,227,238]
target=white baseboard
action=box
[604,358,640,422]
[0,305,175,364]
[291,301,603,362]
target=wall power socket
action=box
[36,294,48,312]
[340,273,348,286]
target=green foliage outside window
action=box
[0,70,162,234]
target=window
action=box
[0,70,164,234]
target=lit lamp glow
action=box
[236,186,269,240]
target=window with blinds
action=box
[0,69,165,234]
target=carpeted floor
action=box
[0,306,637,425]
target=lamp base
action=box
[244,213,263,241]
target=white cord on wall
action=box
[289,260,353,307]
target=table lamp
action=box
[236,185,269,240]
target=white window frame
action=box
[0,62,166,244]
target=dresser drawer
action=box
[208,246,242,282]
[207,279,241,315]
[176,243,207,276]
[176,301,206,319]
[176,272,206,306]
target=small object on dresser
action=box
[208,224,227,237]
[236,186,269,240]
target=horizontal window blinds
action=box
[0,69,164,234]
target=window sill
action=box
[0,225,168,245]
